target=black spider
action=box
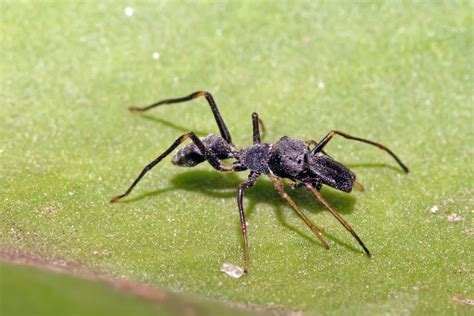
[111,91,409,273]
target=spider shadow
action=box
[121,169,365,255]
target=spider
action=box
[111,91,409,273]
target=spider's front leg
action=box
[110,132,238,203]
[305,184,371,257]
[271,177,330,250]
[310,130,409,173]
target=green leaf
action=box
[1,1,472,315]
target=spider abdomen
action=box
[172,134,233,167]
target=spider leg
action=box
[309,130,409,173]
[271,177,330,250]
[306,140,330,157]
[236,172,260,273]
[251,112,266,144]
[306,184,371,257]
[110,132,237,203]
[129,91,233,144]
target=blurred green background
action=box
[1,1,472,315]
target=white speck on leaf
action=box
[152,52,160,60]
[465,228,474,236]
[318,80,325,90]
[451,295,474,306]
[124,7,134,17]
[447,213,462,222]
[221,262,244,279]
[43,204,57,214]
[430,205,438,213]
[216,29,223,36]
